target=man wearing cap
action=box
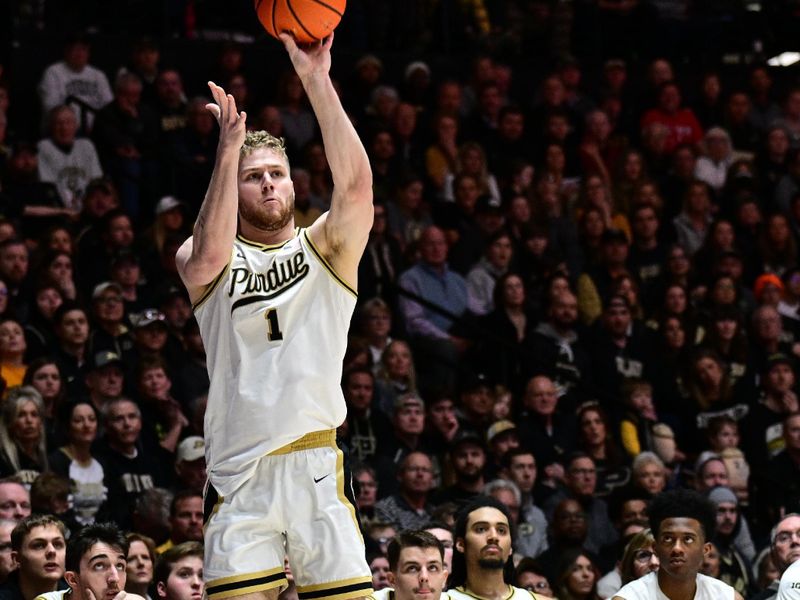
[174,437,206,492]
[155,490,203,554]
[431,432,486,508]
[707,486,754,595]
[378,393,433,471]
[754,514,800,600]
[764,413,800,524]
[589,295,651,405]
[485,421,519,481]
[576,228,630,324]
[694,452,730,493]
[743,354,799,469]
[87,282,134,363]
[455,374,494,434]
[374,452,435,532]
[128,309,172,375]
[84,351,124,415]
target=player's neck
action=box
[238,220,296,247]
[465,567,508,600]
[657,569,697,600]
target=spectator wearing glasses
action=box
[751,514,800,600]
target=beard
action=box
[477,557,505,570]
[240,191,295,232]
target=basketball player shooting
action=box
[175,33,374,600]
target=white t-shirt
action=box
[614,571,734,600]
[37,137,103,209]
[778,559,800,599]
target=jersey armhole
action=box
[192,249,234,311]
[301,229,358,298]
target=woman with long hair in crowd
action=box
[443,141,501,205]
[0,386,48,483]
[555,548,601,600]
[126,532,157,600]
[614,149,648,215]
[576,173,630,240]
[699,306,749,388]
[477,272,538,394]
[48,399,106,525]
[373,339,417,417]
[693,218,738,283]
[576,402,630,496]
[619,529,660,586]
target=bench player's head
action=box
[64,522,129,600]
[386,530,446,600]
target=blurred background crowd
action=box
[0,1,800,599]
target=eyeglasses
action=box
[405,466,433,474]
[570,468,596,476]
[524,582,550,592]
[634,550,655,562]
[775,530,800,545]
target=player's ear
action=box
[387,571,396,586]
[156,581,168,599]
[455,538,464,553]
[703,542,712,557]
[64,571,79,589]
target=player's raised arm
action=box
[176,81,246,301]
[280,33,373,273]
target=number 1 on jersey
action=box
[265,308,283,341]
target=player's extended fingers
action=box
[207,82,226,120]
[205,103,222,122]
[323,31,334,50]
[226,94,239,125]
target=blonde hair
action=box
[240,130,289,164]
[0,386,48,473]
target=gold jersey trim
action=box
[302,230,357,298]
[236,228,299,251]
[192,253,233,311]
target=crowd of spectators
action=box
[1,2,800,600]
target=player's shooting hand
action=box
[279,32,332,80]
[206,81,247,151]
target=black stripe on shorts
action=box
[207,571,286,597]
[297,580,373,600]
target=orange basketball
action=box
[255,0,346,44]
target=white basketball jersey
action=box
[448,585,540,600]
[615,571,735,600]
[194,229,356,497]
